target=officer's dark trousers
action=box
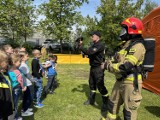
[89,66,108,95]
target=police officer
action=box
[104,17,146,120]
[79,31,109,112]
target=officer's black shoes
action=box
[83,100,95,105]
[83,100,90,105]
[101,96,109,112]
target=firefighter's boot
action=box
[101,96,109,112]
[84,91,96,105]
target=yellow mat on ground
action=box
[55,54,89,64]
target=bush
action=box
[4,38,22,48]
[22,42,35,53]
[2,38,36,54]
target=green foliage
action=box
[83,0,158,55]
[4,38,22,48]
[38,0,88,42]
[0,0,37,41]
[0,0,158,52]
[96,0,144,52]
[2,38,35,53]
[22,42,34,53]
[142,0,158,17]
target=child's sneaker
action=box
[21,108,33,112]
[21,111,33,116]
[26,108,33,112]
[49,91,55,94]
[34,103,44,108]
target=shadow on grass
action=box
[71,84,102,110]
[41,78,60,100]
[145,106,160,117]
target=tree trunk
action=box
[24,30,27,42]
[60,39,63,53]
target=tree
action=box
[38,0,88,52]
[15,0,37,42]
[95,0,158,56]
[81,15,99,46]
[142,0,158,17]
[0,0,36,42]
[0,0,16,39]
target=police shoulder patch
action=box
[93,47,97,52]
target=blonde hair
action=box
[2,44,12,51]
[0,50,8,63]
[10,54,20,65]
[14,47,20,54]
[32,49,41,56]
[19,51,28,59]
[19,47,26,52]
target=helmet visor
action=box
[120,27,127,37]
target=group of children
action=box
[0,44,58,120]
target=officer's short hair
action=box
[90,31,101,38]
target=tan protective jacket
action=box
[108,40,146,82]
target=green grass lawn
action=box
[23,64,160,120]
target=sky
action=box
[33,0,160,19]
[33,0,101,19]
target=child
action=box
[19,51,34,116]
[2,44,14,55]
[19,47,26,52]
[13,47,20,54]
[8,54,27,120]
[42,58,50,78]
[54,55,58,69]
[53,55,58,88]
[0,50,13,120]
[42,54,57,96]
[2,44,14,67]
[31,49,44,108]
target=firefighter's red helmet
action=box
[121,17,143,34]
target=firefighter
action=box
[79,31,109,112]
[104,17,146,120]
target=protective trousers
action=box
[107,80,142,120]
[86,66,108,105]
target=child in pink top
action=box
[8,54,26,120]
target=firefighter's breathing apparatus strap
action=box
[125,39,144,91]
[132,66,139,91]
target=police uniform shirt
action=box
[80,40,105,67]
